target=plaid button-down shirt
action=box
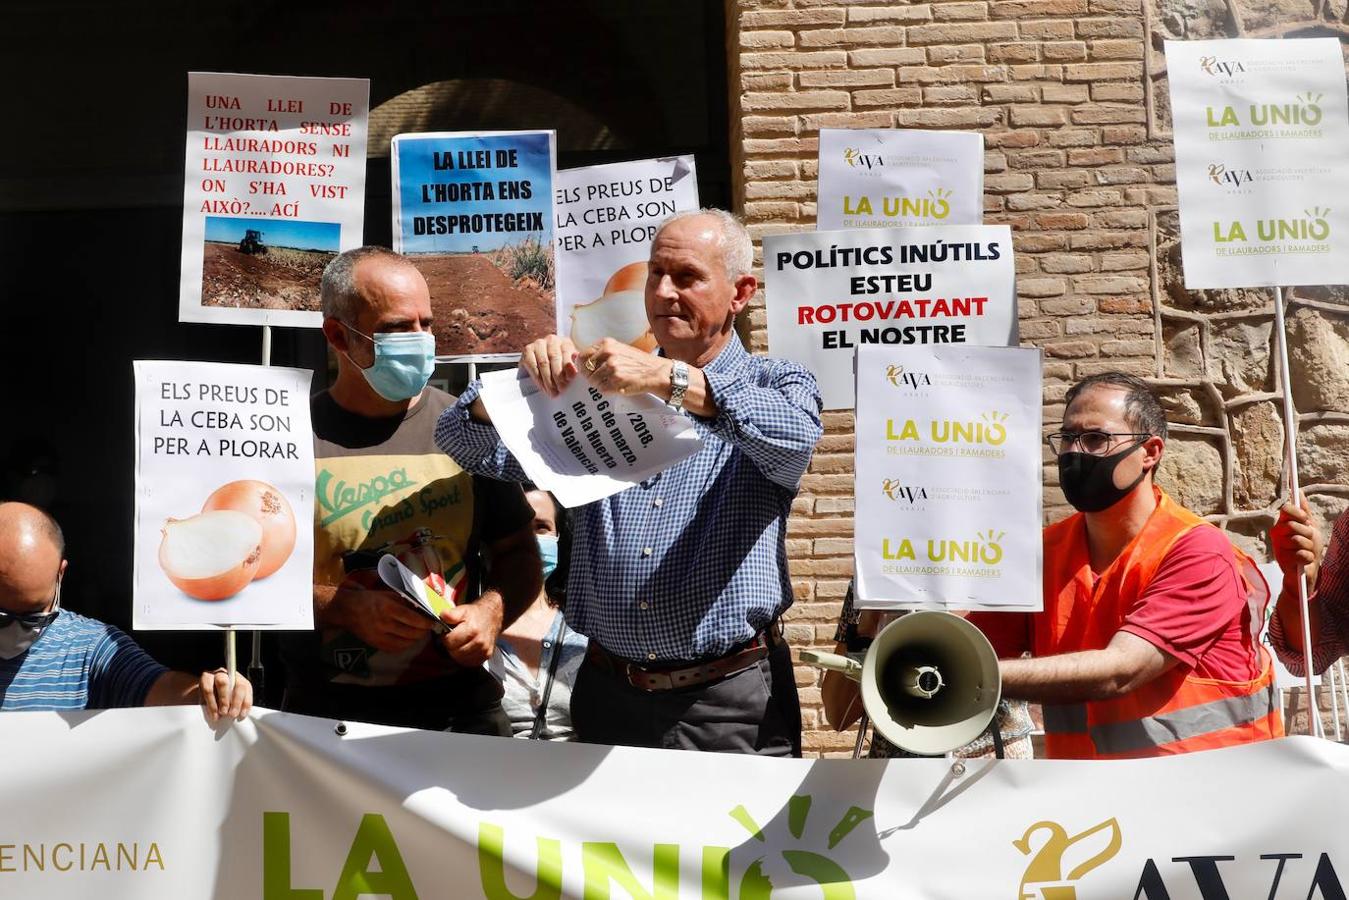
[435,337,823,661]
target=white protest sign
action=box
[133,361,314,630]
[763,225,1016,410]
[1166,38,1349,289]
[391,130,557,360]
[1258,561,1320,689]
[555,156,699,350]
[478,368,702,508]
[179,72,369,327]
[817,128,984,231]
[853,344,1042,611]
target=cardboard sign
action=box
[133,361,314,630]
[1166,38,1349,289]
[391,130,557,360]
[763,225,1017,410]
[179,72,369,327]
[853,344,1043,611]
[554,156,699,351]
[478,368,702,508]
[816,128,984,231]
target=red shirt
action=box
[971,526,1258,681]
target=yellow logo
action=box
[731,795,869,899]
[1014,818,1122,900]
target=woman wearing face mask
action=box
[489,486,589,740]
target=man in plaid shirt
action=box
[437,209,822,755]
[1269,501,1349,676]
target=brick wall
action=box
[726,0,1349,755]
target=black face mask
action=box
[1058,440,1149,513]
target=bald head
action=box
[0,502,66,614]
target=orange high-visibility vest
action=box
[1038,488,1283,759]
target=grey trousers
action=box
[570,640,802,757]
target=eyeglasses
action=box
[1047,431,1152,457]
[0,578,61,630]
[0,607,59,630]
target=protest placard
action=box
[391,130,557,360]
[816,128,984,231]
[1166,38,1349,289]
[478,369,702,508]
[853,344,1042,612]
[179,72,369,327]
[554,156,699,351]
[133,361,314,630]
[763,225,1016,410]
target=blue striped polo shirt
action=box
[0,610,167,711]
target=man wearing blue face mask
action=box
[281,247,541,735]
[0,502,251,721]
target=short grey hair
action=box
[655,208,754,282]
[320,246,414,322]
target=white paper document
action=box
[479,369,703,507]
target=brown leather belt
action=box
[586,622,784,692]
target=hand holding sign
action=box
[521,333,583,397]
[580,338,672,399]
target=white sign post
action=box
[1167,38,1349,734]
[554,156,699,350]
[180,72,369,328]
[133,361,314,631]
[478,369,703,508]
[853,344,1043,612]
[762,225,1017,410]
[816,128,984,231]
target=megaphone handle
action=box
[852,711,870,760]
[989,717,1006,760]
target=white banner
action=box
[816,128,984,231]
[391,130,558,361]
[853,345,1043,611]
[4,708,1349,899]
[133,361,314,630]
[555,156,699,350]
[179,72,369,327]
[478,368,702,508]
[1165,38,1349,289]
[763,226,1016,410]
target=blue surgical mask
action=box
[344,325,436,402]
[537,534,559,579]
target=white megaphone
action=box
[802,610,1002,756]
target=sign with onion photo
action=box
[553,156,699,352]
[133,361,314,630]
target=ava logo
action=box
[1206,163,1252,187]
[1014,817,1122,899]
[843,147,882,169]
[880,480,928,503]
[884,365,931,389]
[730,795,870,899]
[1198,55,1245,77]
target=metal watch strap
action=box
[668,360,689,410]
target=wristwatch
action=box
[668,360,689,411]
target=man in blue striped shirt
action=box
[436,209,822,755]
[0,503,251,721]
